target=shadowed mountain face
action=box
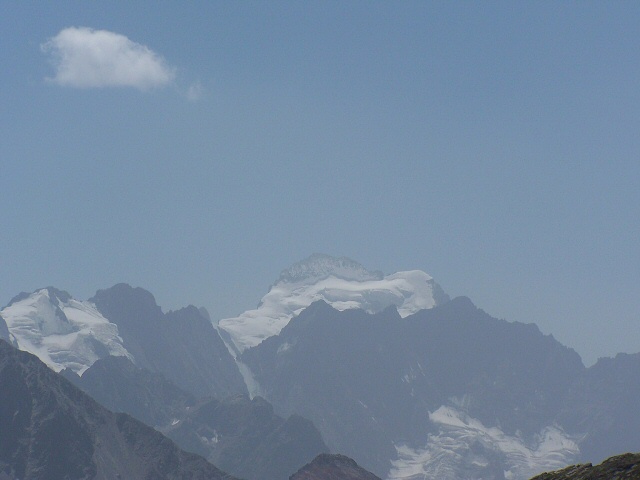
[90,283,247,398]
[0,315,11,345]
[241,298,587,477]
[0,340,236,480]
[530,452,640,480]
[66,353,328,480]
[290,454,381,480]
[1,284,246,399]
[61,355,196,428]
[556,352,640,463]
[166,394,329,480]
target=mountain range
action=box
[241,297,585,478]
[1,254,639,479]
[1,283,327,480]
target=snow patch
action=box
[200,431,219,447]
[277,341,293,354]
[237,360,263,399]
[219,255,447,353]
[388,405,580,480]
[1,288,132,374]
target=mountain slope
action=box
[66,354,329,480]
[241,298,585,478]
[2,284,247,399]
[90,283,247,398]
[557,352,640,463]
[0,339,236,480]
[1,287,131,374]
[290,454,381,480]
[61,355,196,428]
[219,253,449,354]
[165,394,329,480]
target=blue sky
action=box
[1,2,638,365]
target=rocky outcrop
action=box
[290,454,381,480]
[0,315,10,344]
[530,452,640,480]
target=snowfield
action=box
[218,254,448,353]
[1,288,132,374]
[388,405,580,480]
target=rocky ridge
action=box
[0,339,236,480]
[530,452,640,480]
[290,453,381,480]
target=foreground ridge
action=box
[290,453,381,480]
[530,452,640,480]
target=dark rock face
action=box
[0,339,236,480]
[63,355,195,428]
[0,341,97,480]
[557,353,640,463]
[67,352,328,480]
[90,283,247,398]
[166,394,329,480]
[241,298,586,476]
[290,453,381,480]
[530,452,640,480]
[0,315,11,344]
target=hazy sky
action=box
[1,2,638,365]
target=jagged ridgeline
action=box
[2,254,640,480]
[1,284,246,398]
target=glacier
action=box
[218,253,449,353]
[1,287,132,374]
[388,405,580,480]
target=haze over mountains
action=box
[0,280,328,480]
[1,254,639,480]
[0,340,237,480]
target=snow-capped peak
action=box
[218,255,449,354]
[277,253,383,284]
[1,287,132,374]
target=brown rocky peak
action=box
[290,453,381,480]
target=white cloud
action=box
[42,27,175,90]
